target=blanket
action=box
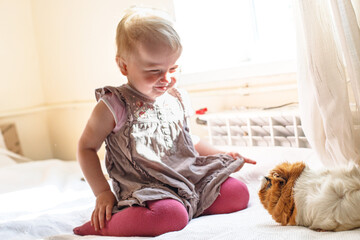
[1,147,360,240]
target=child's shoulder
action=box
[95,85,127,133]
[95,85,126,101]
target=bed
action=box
[1,146,360,240]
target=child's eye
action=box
[169,67,178,73]
[169,66,179,73]
[149,70,160,73]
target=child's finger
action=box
[98,207,106,229]
[106,205,113,221]
[92,210,100,231]
[90,211,94,227]
[245,158,257,164]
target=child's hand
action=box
[91,190,116,231]
[226,152,257,172]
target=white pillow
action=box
[0,129,6,149]
[0,131,18,167]
[0,150,18,168]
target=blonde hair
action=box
[116,7,182,59]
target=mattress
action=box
[1,146,359,240]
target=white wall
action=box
[0,0,52,159]
[0,0,44,111]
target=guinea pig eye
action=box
[264,176,272,189]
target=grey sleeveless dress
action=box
[95,84,243,220]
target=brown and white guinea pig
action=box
[258,162,360,231]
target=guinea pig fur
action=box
[258,162,360,231]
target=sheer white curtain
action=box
[295,0,360,167]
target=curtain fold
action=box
[295,0,360,167]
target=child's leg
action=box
[202,177,249,215]
[73,198,188,237]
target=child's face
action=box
[119,43,181,100]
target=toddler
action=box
[73,7,256,237]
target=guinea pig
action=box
[258,162,360,231]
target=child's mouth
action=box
[155,85,167,91]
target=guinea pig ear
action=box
[273,172,286,185]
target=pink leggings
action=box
[73,177,249,237]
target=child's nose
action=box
[160,71,171,83]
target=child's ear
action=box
[116,56,128,76]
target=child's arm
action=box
[194,139,256,169]
[77,100,116,231]
[194,139,227,156]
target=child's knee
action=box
[148,199,188,233]
[202,177,250,215]
[222,177,250,210]
[235,179,250,209]
[159,199,188,226]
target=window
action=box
[173,0,296,77]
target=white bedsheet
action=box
[1,147,360,240]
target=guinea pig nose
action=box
[264,176,270,181]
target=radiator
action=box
[196,107,310,148]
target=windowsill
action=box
[177,59,297,94]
